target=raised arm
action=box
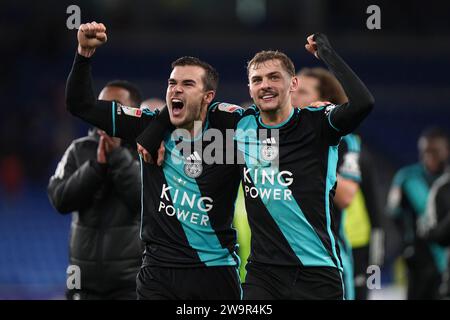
[66,22,158,142]
[306,33,375,134]
[66,22,113,131]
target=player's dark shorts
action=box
[243,261,344,300]
[136,265,242,300]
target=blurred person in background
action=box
[47,80,144,300]
[419,142,450,298]
[140,98,165,112]
[343,138,385,299]
[291,67,363,300]
[292,67,385,300]
[387,127,450,299]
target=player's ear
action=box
[290,76,299,92]
[204,90,215,105]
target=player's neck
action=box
[180,108,208,139]
[260,103,293,127]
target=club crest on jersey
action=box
[184,151,203,178]
[217,103,241,113]
[260,137,278,161]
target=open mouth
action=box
[171,98,185,116]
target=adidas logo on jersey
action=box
[184,151,203,178]
[262,137,276,144]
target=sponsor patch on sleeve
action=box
[217,103,243,113]
[118,104,142,118]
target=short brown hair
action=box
[247,50,296,77]
[298,67,347,104]
[171,56,219,92]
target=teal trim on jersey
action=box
[139,155,144,241]
[207,101,221,112]
[235,115,336,268]
[390,164,427,218]
[342,134,360,153]
[339,210,355,300]
[258,107,294,129]
[247,104,259,113]
[338,239,355,300]
[232,250,242,271]
[326,146,344,271]
[111,101,116,137]
[403,172,429,217]
[230,191,241,260]
[353,135,360,152]
[232,252,243,300]
[141,108,156,116]
[392,163,422,188]
[392,163,447,272]
[327,111,340,132]
[340,173,362,183]
[304,106,325,112]
[304,105,340,131]
[339,134,362,183]
[236,266,243,300]
[430,243,448,274]
[161,137,237,267]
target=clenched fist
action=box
[77,22,107,58]
[305,33,334,60]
